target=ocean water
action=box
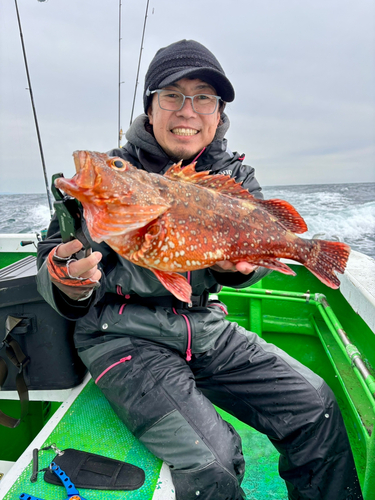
[0,182,374,259]
[262,182,375,259]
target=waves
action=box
[0,182,374,259]
[304,202,375,258]
[0,194,51,234]
[262,182,374,259]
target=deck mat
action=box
[4,380,162,500]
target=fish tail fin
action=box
[302,239,351,289]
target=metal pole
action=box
[317,296,375,398]
[129,0,150,126]
[118,0,123,147]
[14,0,54,216]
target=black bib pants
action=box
[89,322,363,500]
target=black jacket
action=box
[36,113,270,363]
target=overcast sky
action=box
[1,0,374,193]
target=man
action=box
[37,40,363,499]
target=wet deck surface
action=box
[3,379,287,500]
[3,380,161,500]
[218,408,288,499]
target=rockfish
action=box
[55,151,351,302]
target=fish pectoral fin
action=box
[128,223,161,262]
[85,203,169,241]
[248,258,297,276]
[151,269,192,303]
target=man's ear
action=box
[147,105,153,125]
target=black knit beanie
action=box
[144,39,235,113]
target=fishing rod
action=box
[118,0,124,147]
[129,0,150,127]
[14,0,54,217]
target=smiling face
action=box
[147,78,221,161]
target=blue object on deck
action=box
[19,462,88,500]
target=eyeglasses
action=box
[147,89,222,115]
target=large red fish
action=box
[55,151,350,302]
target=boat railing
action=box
[219,285,375,498]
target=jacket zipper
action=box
[172,270,193,362]
[95,356,132,384]
[173,308,192,362]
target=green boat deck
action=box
[1,256,375,499]
[1,377,289,500]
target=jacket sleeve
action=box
[232,162,263,199]
[36,216,106,320]
[209,266,271,289]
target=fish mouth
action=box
[73,150,88,173]
[171,127,199,136]
[72,150,98,189]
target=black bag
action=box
[43,448,145,491]
[0,256,87,427]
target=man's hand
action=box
[55,240,102,282]
[46,239,102,301]
[211,261,258,274]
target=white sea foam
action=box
[1,183,374,259]
[0,194,51,234]
[27,204,51,232]
[305,202,375,239]
[262,183,375,258]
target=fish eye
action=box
[113,160,124,168]
[110,159,127,170]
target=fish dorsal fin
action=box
[255,199,308,234]
[164,162,257,199]
[165,162,307,234]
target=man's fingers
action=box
[212,260,258,274]
[235,262,258,274]
[79,268,102,281]
[55,239,83,258]
[212,261,236,272]
[68,252,102,278]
